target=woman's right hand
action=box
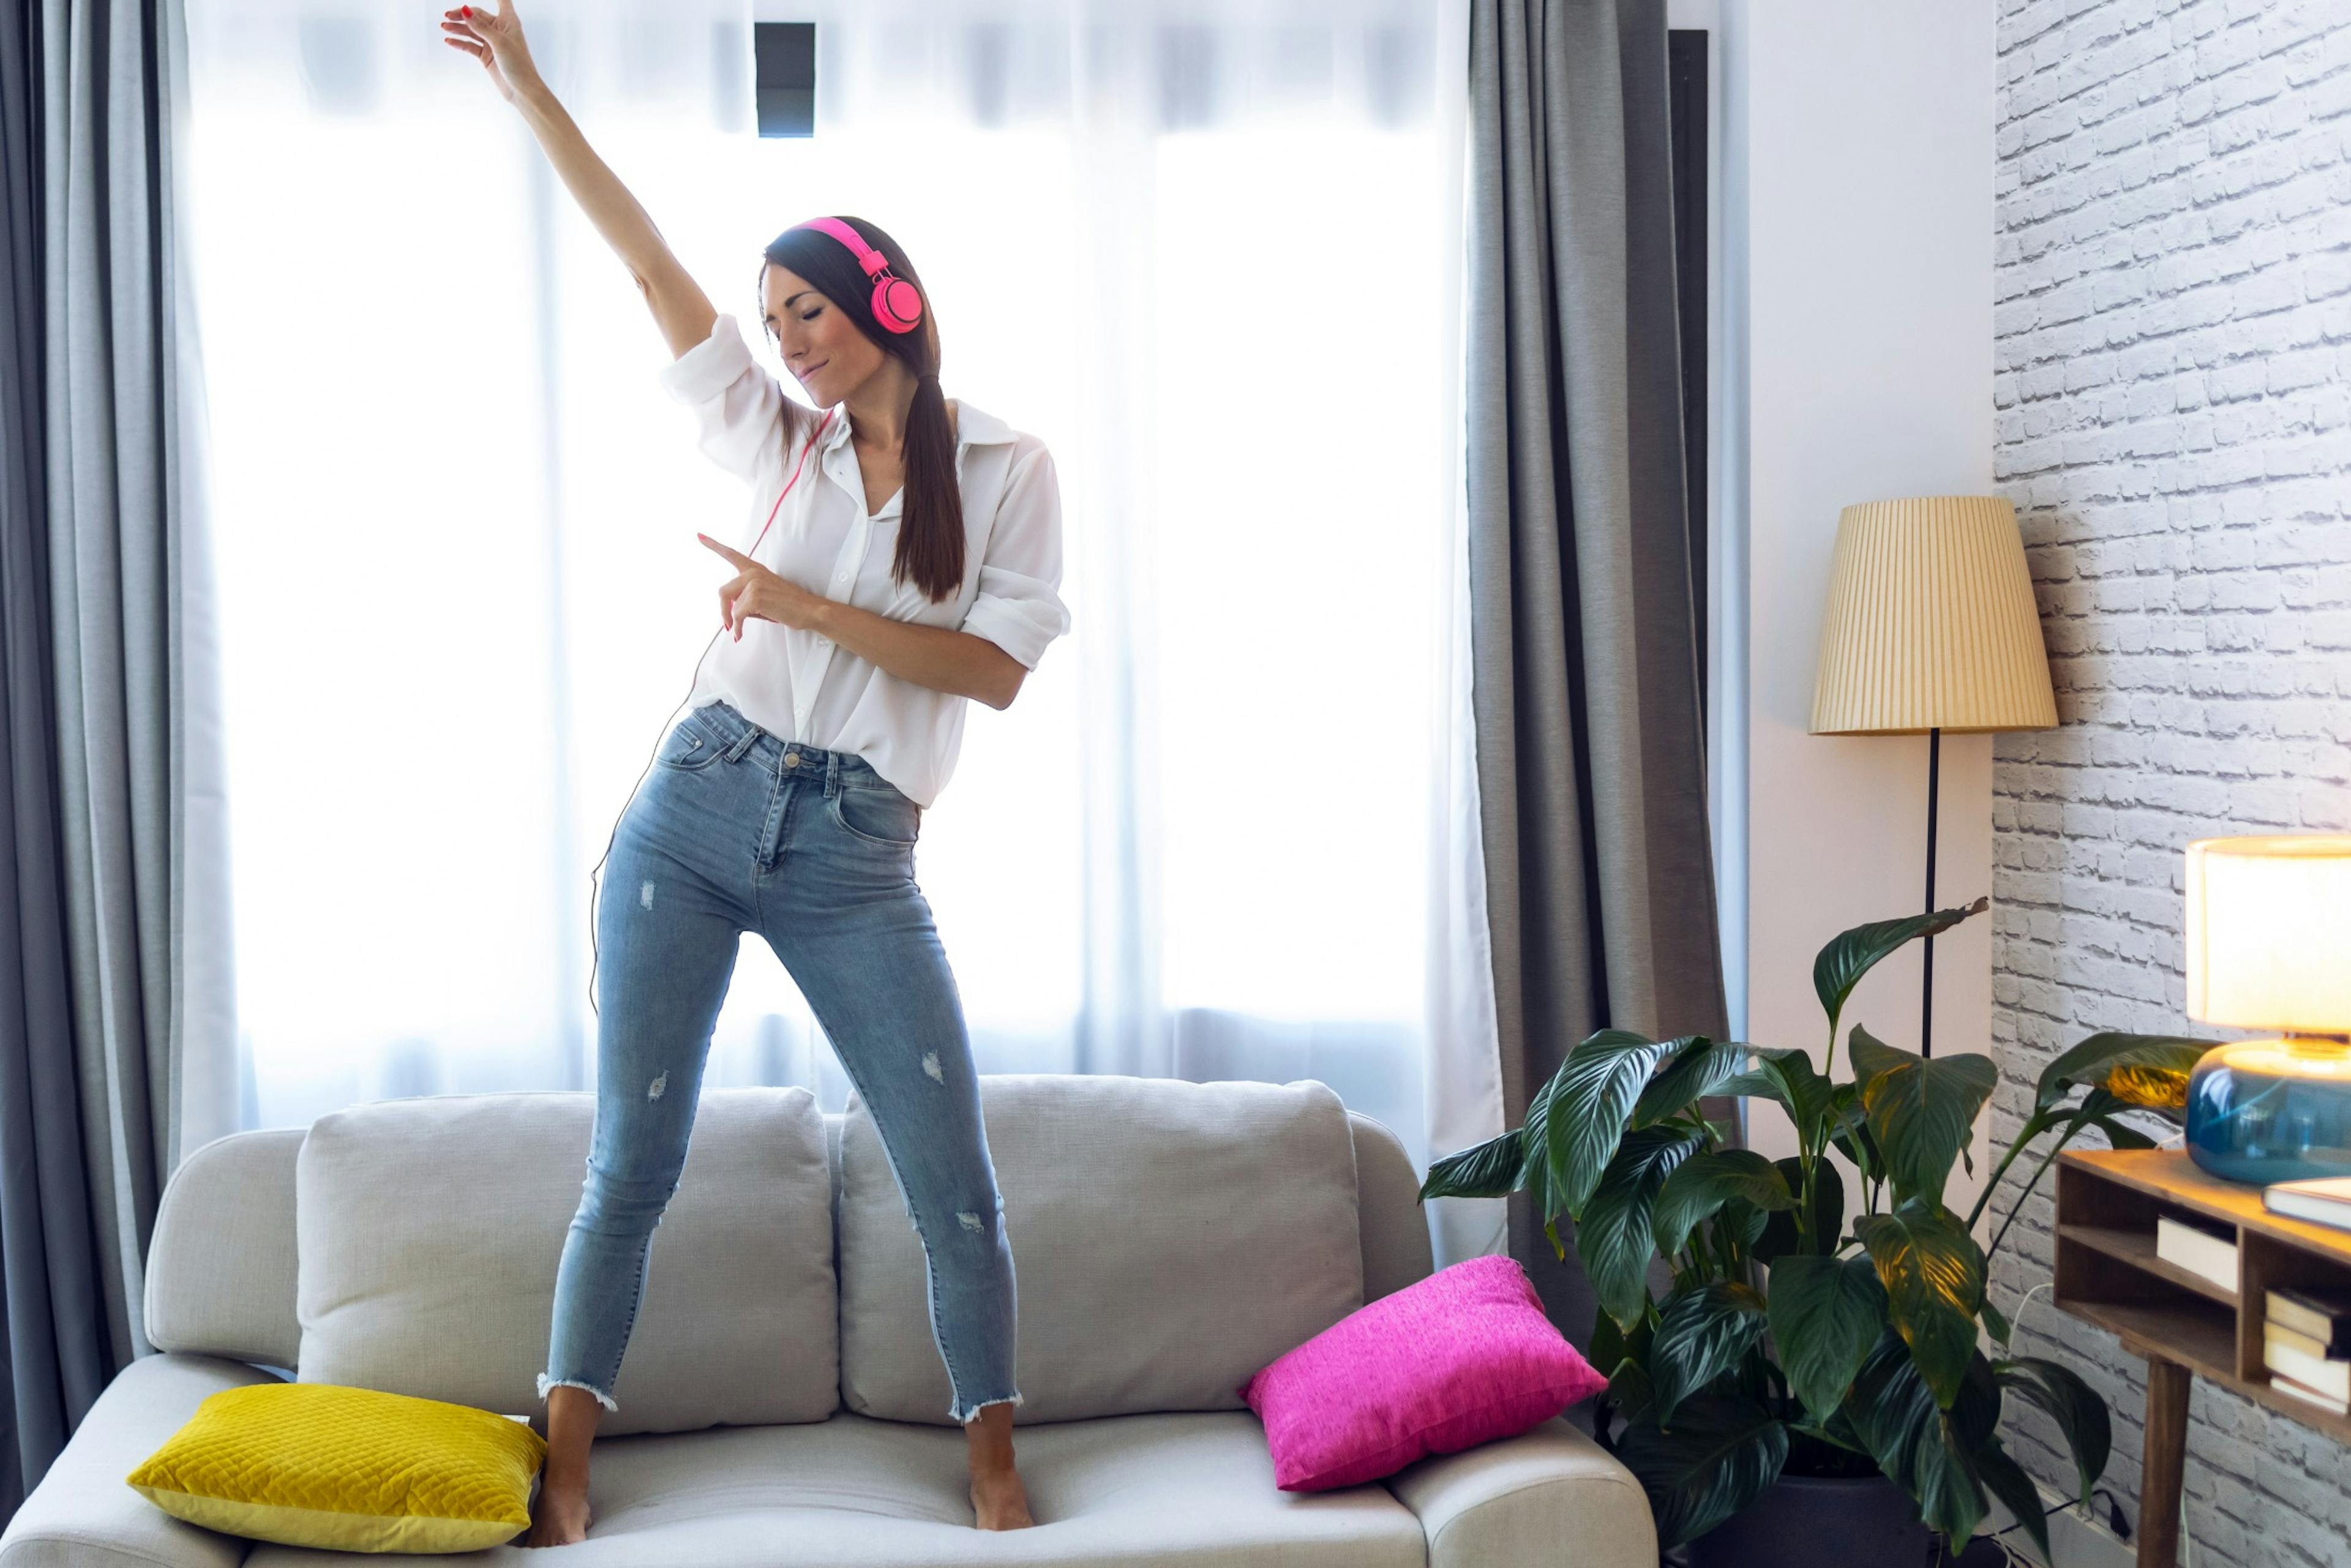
[440,1,542,107]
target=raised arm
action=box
[441,1,716,358]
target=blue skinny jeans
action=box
[538,697,1021,1425]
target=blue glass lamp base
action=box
[2185,1039,2351,1186]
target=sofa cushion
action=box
[236,1410,1427,1567]
[294,1088,835,1436]
[838,1074,1363,1425]
[125,1381,545,1553]
[145,1127,304,1371]
[1239,1255,1608,1490]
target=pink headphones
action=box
[793,216,924,335]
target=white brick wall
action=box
[1992,0,2351,1562]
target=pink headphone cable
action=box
[585,402,839,1021]
[749,406,838,555]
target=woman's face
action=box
[761,264,888,409]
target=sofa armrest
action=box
[0,1352,280,1568]
[1382,1416,1657,1568]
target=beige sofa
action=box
[0,1073,1654,1566]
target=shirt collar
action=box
[819,397,1018,452]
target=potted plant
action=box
[1419,900,2210,1564]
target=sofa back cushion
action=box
[147,1127,306,1370]
[1348,1111,1436,1302]
[294,1087,836,1435]
[836,1073,1364,1424]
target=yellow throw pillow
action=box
[126,1381,548,1553]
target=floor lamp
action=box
[1807,496,2058,1057]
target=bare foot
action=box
[523,1478,593,1548]
[970,1463,1034,1529]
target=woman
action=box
[442,1,1067,1545]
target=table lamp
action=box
[2183,835,2351,1184]
[1809,496,2059,1056]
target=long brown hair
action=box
[757,217,962,603]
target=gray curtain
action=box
[1466,0,1728,1345]
[2,1,110,1528]
[0,0,211,1521]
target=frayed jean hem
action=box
[538,1372,620,1414]
[954,1392,1024,1425]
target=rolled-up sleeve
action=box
[656,312,787,486]
[959,444,1071,671]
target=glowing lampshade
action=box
[2186,836,2351,1032]
[2183,835,2351,1184]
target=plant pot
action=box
[1679,1471,1933,1568]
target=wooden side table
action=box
[2052,1148,2351,1568]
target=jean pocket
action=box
[653,720,725,772]
[829,784,920,847]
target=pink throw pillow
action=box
[1236,1253,1607,1491]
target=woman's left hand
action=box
[699,535,825,639]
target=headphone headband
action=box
[790,216,924,335]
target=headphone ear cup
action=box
[874,276,923,332]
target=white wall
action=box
[1989,1,2351,1558]
[1719,0,1998,1220]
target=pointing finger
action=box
[699,534,754,569]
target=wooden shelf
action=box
[2056,1221,2240,1307]
[2057,1294,2238,1382]
[2053,1148,2351,1568]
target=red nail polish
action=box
[461,6,471,16]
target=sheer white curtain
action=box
[178,0,1494,1217]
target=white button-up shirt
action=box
[657,312,1071,808]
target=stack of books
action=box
[2264,1286,2351,1416]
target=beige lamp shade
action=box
[2185,835,2351,1035]
[1809,496,2059,735]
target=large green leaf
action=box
[1840,1334,1992,1550]
[1754,1155,1846,1264]
[1747,1047,1839,1146]
[1841,1331,1930,1470]
[1850,1025,2000,1204]
[1766,1254,1888,1422]
[1980,1296,2011,1348]
[1911,1420,1989,1552]
[2033,1032,2213,1113]
[1968,1438,2051,1563]
[1649,1282,1771,1425]
[1521,1062,1580,1257]
[1612,1395,1790,1549]
[1534,1030,1678,1220]
[1589,1307,1655,1433]
[1588,1302,1626,1375]
[1995,1357,2111,1507]
[1853,1199,1987,1408]
[1418,1126,1527,1200]
[1608,1359,1657,1429]
[1652,1150,1795,1259]
[1633,1036,1750,1128]
[1826,1082,1885,1179]
[1811,899,1987,1036]
[1578,1126,1707,1328]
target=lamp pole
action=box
[1922,727,1940,1059]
